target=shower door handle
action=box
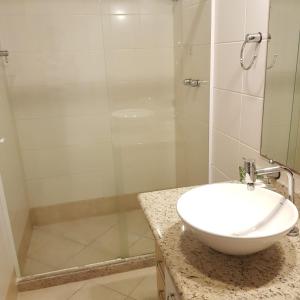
[190,80,209,87]
[183,79,209,87]
[0,50,9,63]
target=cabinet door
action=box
[165,267,181,300]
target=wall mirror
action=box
[261,0,300,172]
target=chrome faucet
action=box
[243,158,299,236]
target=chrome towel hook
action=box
[240,32,262,70]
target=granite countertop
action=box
[138,185,300,300]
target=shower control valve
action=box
[183,79,192,85]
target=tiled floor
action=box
[23,209,155,276]
[18,267,158,300]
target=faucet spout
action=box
[242,159,299,236]
[243,159,256,190]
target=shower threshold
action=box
[17,254,155,291]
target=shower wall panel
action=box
[0,58,29,254]
[0,0,176,208]
[174,0,210,187]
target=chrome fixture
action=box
[190,80,208,87]
[240,32,262,70]
[183,78,192,85]
[243,158,299,236]
[183,79,208,87]
[0,50,9,63]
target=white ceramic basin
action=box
[177,182,299,255]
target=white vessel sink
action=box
[177,182,298,255]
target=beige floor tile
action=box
[102,272,145,296]
[18,268,156,300]
[23,258,57,276]
[130,271,158,300]
[144,228,155,239]
[88,226,140,258]
[124,210,151,236]
[18,281,83,300]
[28,229,84,268]
[23,210,154,275]
[69,283,130,300]
[41,214,117,245]
[129,237,155,257]
[83,267,156,287]
[62,244,119,269]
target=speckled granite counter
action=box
[138,186,300,300]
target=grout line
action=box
[213,87,264,100]
[212,127,240,144]
[101,274,145,299]
[34,225,88,246]
[65,280,90,300]
[215,40,244,45]
[55,224,118,269]
[23,256,58,276]
[211,165,231,181]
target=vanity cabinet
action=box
[155,243,181,300]
[156,243,165,299]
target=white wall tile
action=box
[12,84,109,119]
[102,15,140,49]
[139,14,173,48]
[211,0,272,187]
[212,129,239,179]
[240,95,263,151]
[238,142,269,170]
[182,44,211,79]
[0,0,176,209]
[213,88,241,139]
[245,0,270,38]
[24,0,101,15]
[182,0,211,46]
[180,85,210,125]
[174,0,182,46]
[0,16,29,52]
[26,15,102,52]
[21,143,114,180]
[183,122,209,185]
[211,166,230,183]
[139,0,173,14]
[0,0,25,15]
[117,142,176,194]
[242,40,267,97]
[215,0,246,43]
[108,79,174,108]
[214,42,243,92]
[107,48,174,82]
[101,0,139,15]
[16,115,111,150]
[27,171,116,207]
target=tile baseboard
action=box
[18,216,33,272]
[30,194,140,226]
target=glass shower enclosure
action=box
[0,0,211,280]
